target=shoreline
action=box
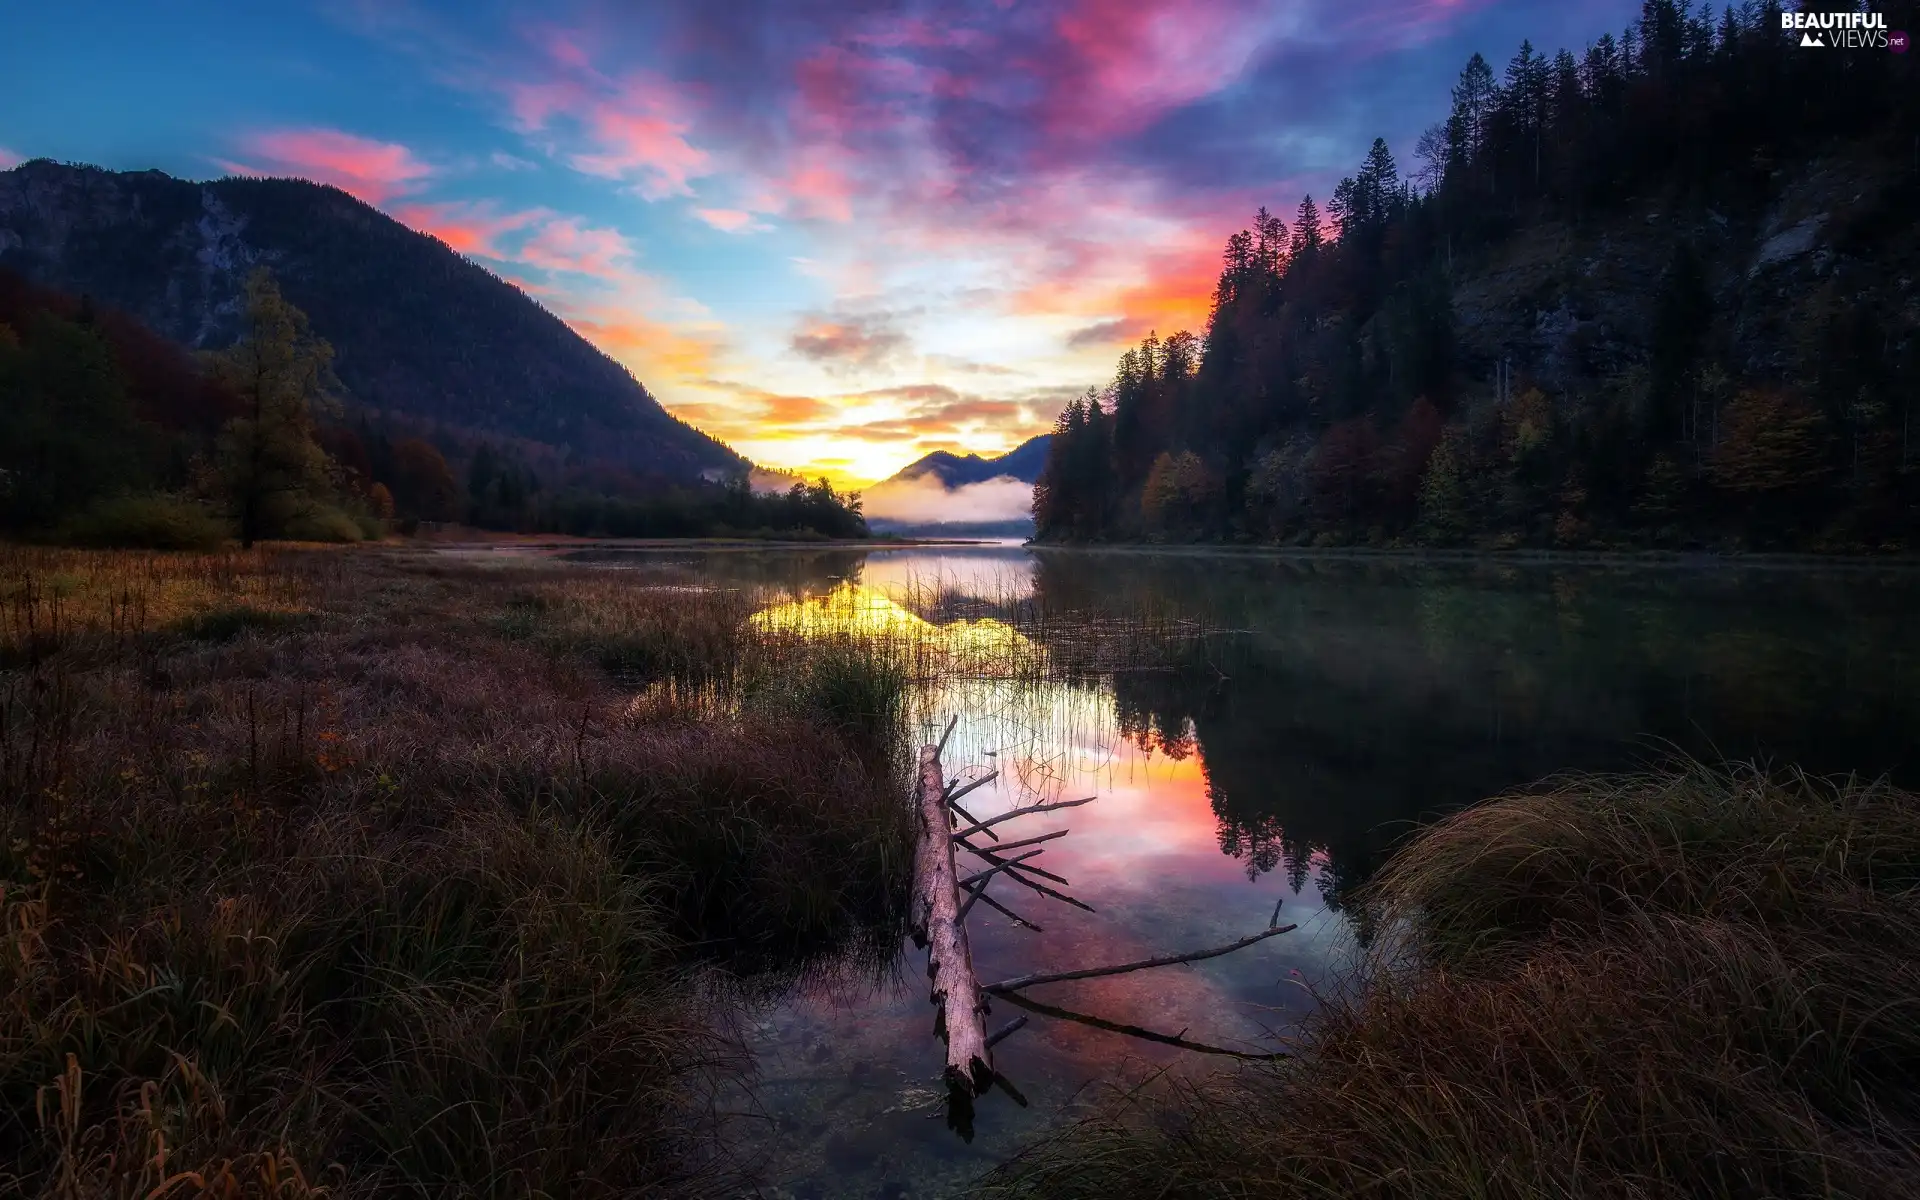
[1022,541,1920,571]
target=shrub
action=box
[57,492,229,550]
[281,504,365,543]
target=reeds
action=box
[0,544,918,1196]
[978,762,1920,1199]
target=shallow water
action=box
[566,544,1920,1198]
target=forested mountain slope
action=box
[884,435,1052,487]
[0,161,740,480]
[1036,2,1919,552]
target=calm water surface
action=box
[562,544,1920,1199]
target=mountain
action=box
[885,434,1051,487]
[1035,5,1918,551]
[0,160,740,480]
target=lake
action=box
[560,543,1920,1199]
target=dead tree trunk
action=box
[910,719,1292,1129]
[910,742,993,1097]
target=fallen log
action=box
[911,742,994,1097]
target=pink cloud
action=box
[511,67,712,200]
[693,207,764,233]
[220,128,436,204]
[1046,0,1264,138]
[516,216,639,280]
[391,200,551,259]
[777,159,857,223]
[0,147,21,170]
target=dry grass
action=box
[0,545,916,1197]
[979,764,1920,1200]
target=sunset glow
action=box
[4,0,1638,485]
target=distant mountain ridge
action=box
[885,434,1051,487]
[0,160,739,480]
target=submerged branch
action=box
[958,848,1046,892]
[958,841,1094,911]
[983,924,1297,993]
[967,886,1043,931]
[948,798,1000,841]
[995,990,1291,1060]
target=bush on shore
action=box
[0,546,913,1197]
[980,763,1920,1200]
[56,492,231,551]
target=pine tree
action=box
[1291,196,1324,258]
[1447,53,1498,185]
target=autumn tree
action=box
[391,438,461,522]
[1712,389,1828,496]
[1141,450,1220,537]
[210,270,336,546]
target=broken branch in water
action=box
[950,796,1095,842]
[994,990,1291,1060]
[944,770,999,807]
[959,838,1070,886]
[958,840,1094,911]
[985,1015,1028,1049]
[962,827,1068,855]
[966,886,1042,931]
[983,924,1298,994]
[956,850,1045,924]
[947,798,999,841]
[957,848,1045,892]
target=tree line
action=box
[1035,0,1919,551]
[0,267,867,547]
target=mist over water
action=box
[860,475,1036,525]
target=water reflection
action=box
[564,545,1920,1197]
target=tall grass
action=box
[0,545,916,1196]
[979,763,1920,1199]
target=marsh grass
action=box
[979,763,1920,1200]
[0,544,918,1197]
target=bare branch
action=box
[960,828,1067,855]
[951,796,1095,842]
[957,850,1044,924]
[958,841,1093,911]
[957,849,1045,891]
[985,1015,1029,1050]
[944,770,999,806]
[984,924,1297,993]
[959,838,1068,884]
[966,886,1042,931]
[995,990,1291,1060]
[948,799,999,842]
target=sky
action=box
[2,0,1639,486]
